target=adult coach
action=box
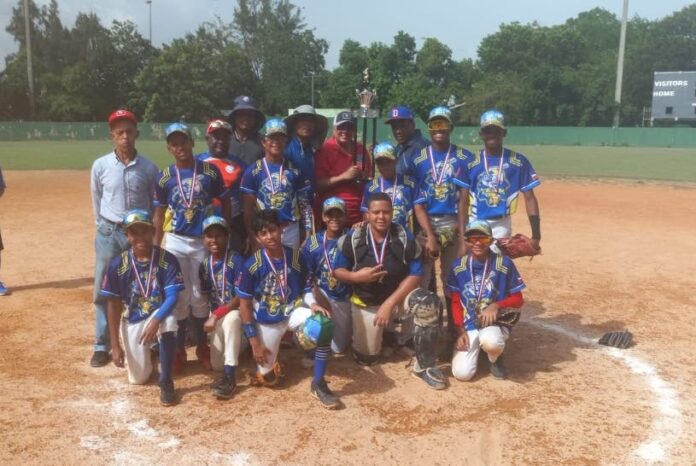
[385,105,430,177]
[228,95,266,167]
[468,110,541,246]
[89,109,159,367]
[315,111,371,227]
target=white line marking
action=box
[80,435,108,451]
[527,319,682,463]
[127,419,159,439]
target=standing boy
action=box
[199,216,244,399]
[101,210,184,406]
[447,220,526,381]
[236,209,340,409]
[153,122,226,372]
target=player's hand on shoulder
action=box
[112,346,125,368]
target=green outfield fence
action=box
[1,121,695,147]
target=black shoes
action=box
[310,379,339,410]
[159,380,178,406]
[212,374,236,399]
[90,351,110,367]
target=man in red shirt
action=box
[315,111,371,226]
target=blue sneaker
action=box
[0,281,8,296]
[412,364,447,390]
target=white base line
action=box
[527,318,682,464]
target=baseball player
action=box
[468,110,541,247]
[90,109,159,367]
[197,119,246,252]
[236,209,340,409]
[0,165,6,296]
[100,210,184,406]
[241,119,313,250]
[447,220,525,380]
[360,142,416,232]
[199,215,244,399]
[153,122,226,373]
[302,197,351,353]
[384,105,431,177]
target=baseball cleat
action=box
[212,374,236,399]
[412,366,447,390]
[489,358,507,379]
[159,380,178,406]
[90,350,111,368]
[310,379,339,410]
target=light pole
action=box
[146,0,152,45]
[23,0,35,117]
[613,0,629,127]
[305,71,316,107]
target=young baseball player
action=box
[333,194,426,366]
[447,220,526,381]
[302,197,351,353]
[236,209,340,409]
[197,119,246,252]
[101,210,184,406]
[468,110,541,246]
[241,119,313,250]
[0,165,6,295]
[199,215,244,399]
[153,122,226,373]
[360,141,416,232]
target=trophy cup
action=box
[353,68,379,180]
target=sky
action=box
[0,0,694,71]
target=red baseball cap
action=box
[206,118,233,135]
[108,109,137,127]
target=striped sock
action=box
[313,345,331,383]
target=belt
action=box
[100,217,124,229]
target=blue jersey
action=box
[409,145,472,215]
[100,246,185,324]
[235,247,311,324]
[154,161,224,237]
[446,253,525,331]
[196,152,246,218]
[301,230,350,302]
[467,148,540,220]
[240,158,310,224]
[284,136,316,196]
[361,175,416,231]
[199,251,244,309]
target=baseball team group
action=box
[86,95,542,408]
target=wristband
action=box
[242,323,258,339]
[529,215,541,240]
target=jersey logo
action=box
[453,256,467,274]
[117,251,130,276]
[508,150,522,167]
[308,235,319,252]
[158,167,171,187]
[413,147,428,165]
[251,160,264,177]
[248,250,262,273]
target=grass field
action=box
[1,140,695,182]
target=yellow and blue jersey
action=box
[360,175,416,231]
[301,230,350,302]
[199,252,244,309]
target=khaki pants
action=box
[121,314,178,385]
[419,215,460,295]
[209,310,244,371]
[351,303,406,356]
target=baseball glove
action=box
[497,234,541,259]
[251,361,284,387]
[598,331,633,349]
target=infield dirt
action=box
[0,172,694,465]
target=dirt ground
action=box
[0,171,695,465]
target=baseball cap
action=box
[228,95,266,130]
[373,142,396,160]
[480,109,506,130]
[108,109,137,127]
[322,196,346,214]
[334,110,356,128]
[206,119,232,135]
[263,118,288,137]
[202,215,228,233]
[464,219,492,237]
[123,209,154,230]
[385,105,414,123]
[427,106,452,123]
[165,122,192,140]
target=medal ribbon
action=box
[469,255,490,304]
[130,249,156,298]
[367,226,390,266]
[322,232,335,275]
[263,249,288,303]
[209,252,228,304]
[482,149,505,187]
[174,161,198,209]
[428,145,452,186]
[262,159,284,196]
[380,177,398,206]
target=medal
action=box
[130,249,156,314]
[209,252,228,305]
[263,249,288,304]
[482,149,505,207]
[262,159,285,209]
[469,254,490,326]
[322,232,337,289]
[367,226,389,283]
[428,145,452,200]
[175,161,198,222]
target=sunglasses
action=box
[427,120,451,131]
[466,235,492,245]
